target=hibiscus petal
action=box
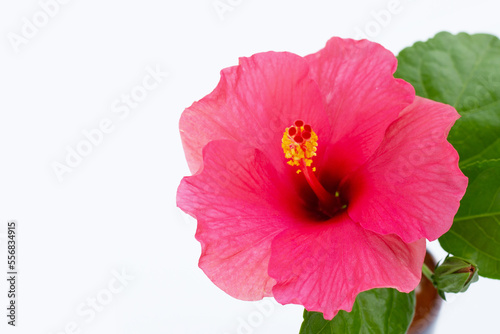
[177,140,301,300]
[347,97,468,243]
[180,52,329,174]
[269,212,425,320]
[305,37,415,183]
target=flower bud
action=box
[433,256,478,299]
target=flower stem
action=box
[422,263,434,282]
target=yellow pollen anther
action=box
[281,120,318,173]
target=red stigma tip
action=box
[302,131,311,140]
[294,135,304,144]
[303,124,312,132]
[288,127,297,136]
[294,120,304,127]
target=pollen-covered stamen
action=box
[282,120,343,217]
[281,120,318,171]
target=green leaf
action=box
[439,159,500,278]
[299,289,415,334]
[395,32,500,279]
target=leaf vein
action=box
[448,227,500,261]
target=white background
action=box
[1,0,499,333]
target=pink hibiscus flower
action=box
[177,37,467,319]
